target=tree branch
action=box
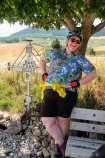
[64,12,76,30]
[76,6,83,19]
[55,15,69,29]
[92,21,105,35]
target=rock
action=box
[0,119,5,124]
[42,139,49,148]
[33,128,41,136]
[42,129,49,136]
[35,112,41,117]
[0,111,3,119]
[51,139,55,145]
[32,135,40,143]
[35,102,42,112]
[37,150,43,157]
[42,148,50,157]
[0,105,55,158]
[3,113,9,120]
[49,149,55,155]
[36,142,42,149]
[31,117,36,121]
[6,120,22,134]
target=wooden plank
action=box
[68,136,105,144]
[65,136,105,158]
[71,108,105,122]
[65,146,95,158]
[68,140,101,150]
[67,138,104,150]
[70,121,105,134]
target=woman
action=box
[39,30,98,158]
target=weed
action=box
[87,47,96,55]
[78,87,96,109]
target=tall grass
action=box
[0,69,42,113]
[78,56,105,110]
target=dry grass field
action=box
[0,43,43,63]
[81,55,105,108]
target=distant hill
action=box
[10,27,68,37]
[10,26,105,37]
[0,26,104,45]
[92,28,105,37]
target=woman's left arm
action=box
[79,69,98,85]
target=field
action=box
[0,43,43,63]
[0,37,105,113]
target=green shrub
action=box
[87,47,96,55]
[52,38,60,48]
[78,87,96,109]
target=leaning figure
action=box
[39,30,98,158]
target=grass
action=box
[0,69,42,113]
[78,56,105,110]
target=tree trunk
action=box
[77,37,90,56]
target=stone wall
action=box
[0,103,55,158]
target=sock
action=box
[59,141,65,147]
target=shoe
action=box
[53,144,62,157]
[59,141,66,157]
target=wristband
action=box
[42,73,48,81]
[71,80,80,88]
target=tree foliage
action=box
[1,0,105,55]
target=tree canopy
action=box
[1,0,105,55]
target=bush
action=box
[87,47,96,55]
[78,87,96,109]
[52,38,60,48]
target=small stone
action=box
[42,148,50,157]
[42,139,48,147]
[36,142,42,149]
[0,111,3,119]
[18,151,23,157]
[42,129,49,136]
[3,113,9,120]
[31,117,36,121]
[9,153,14,157]
[32,136,40,142]
[33,129,41,136]
[37,151,43,157]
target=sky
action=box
[0,18,101,37]
[0,20,28,37]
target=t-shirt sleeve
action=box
[78,55,96,74]
[43,49,53,63]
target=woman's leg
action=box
[56,116,69,138]
[42,117,64,145]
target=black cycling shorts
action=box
[41,89,78,118]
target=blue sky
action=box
[0,19,101,37]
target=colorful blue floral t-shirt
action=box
[43,49,96,92]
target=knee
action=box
[42,117,56,128]
[57,118,68,126]
[42,118,47,126]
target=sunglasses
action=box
[70,38,80,44]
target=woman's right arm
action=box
[39,55,47,74]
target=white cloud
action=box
[0,20,28,37]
